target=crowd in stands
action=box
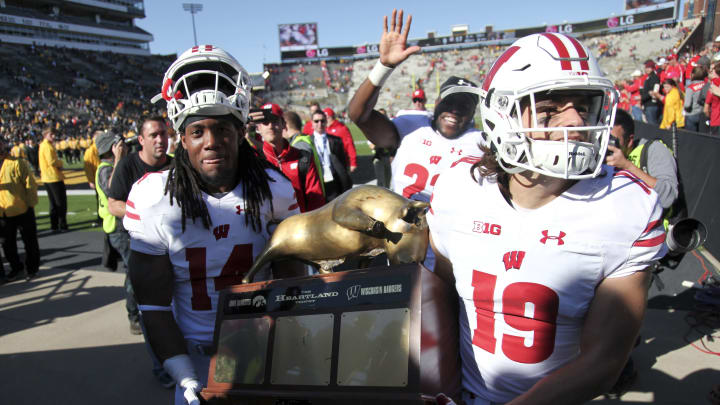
[615,36,720,134]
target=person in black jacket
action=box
[310,110,352,200]
[640,60,661,125]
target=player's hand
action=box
[350,165,357,172]
[112,140,127,160]
[180,378,202,405]
[605,145,630,170]
[379,9,421,67]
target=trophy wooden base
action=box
[201,263,460,404]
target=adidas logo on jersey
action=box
[213,224,230,240]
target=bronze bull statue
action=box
[242,185,429,284]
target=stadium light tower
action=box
[182,3,203,46]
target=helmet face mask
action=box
[154,45,251,132]
[480,33,618,180]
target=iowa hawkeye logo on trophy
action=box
[201,186,460,404]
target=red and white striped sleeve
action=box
[609,197,667,278]
[123,172,169,256]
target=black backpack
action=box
[296,149,312,196]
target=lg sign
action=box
[607,15,634,28]
[546,24,573,34]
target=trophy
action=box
[201,186,461,404]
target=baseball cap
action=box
[322,107,335,118]
[96,130,121,156]
[715,35,720,42]
[644,60,656,69]
[657,57,667,65]
[261,103,284,118]
[412,89,426,100]
[439,76,479,104]
[631,70,642,77]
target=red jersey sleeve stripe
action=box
[126,212,141,221]
[643,219,663,234]
[450,156,482,168]
[633,233,666,247]
[614,171,651,194]
[126,200,135,209]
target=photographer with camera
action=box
[106,116,175,389]
[606,109,679,211]
[251,103,325,212]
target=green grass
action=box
[347,122,373,157]
[36,194,102,232]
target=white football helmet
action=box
[479,33,618,179]
[152,45,252,132]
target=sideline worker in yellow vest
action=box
[39,127,67,232]
[94,131,128,247]
[605,109,679,211]
[0,137,40,282]
[84,131,103,226]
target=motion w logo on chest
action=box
[502,251,526,271]
[213,224,230,240]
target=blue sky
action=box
[135,1,673,73]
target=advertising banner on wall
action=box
[279,6,675,62]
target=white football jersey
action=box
[394,109,433,118]
[391,113,485,203]
[124,169,299,342]
[427,163,666,403]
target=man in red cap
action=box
[411,88,427,111]
[395,88,433,117]
[250,103,325,212]
[323,107,357,172]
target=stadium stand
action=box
[0,12,702,141]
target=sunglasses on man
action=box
[413,98,425,103]
[313,119,327,124]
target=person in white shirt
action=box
[126,45,303,405]
[348,9,486,270]
[428,32,666,404]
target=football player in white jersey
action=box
[348,9,485,269]
[427,33,666,404]
[126,45,302,405]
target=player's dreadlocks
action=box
[164,131,282,232]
